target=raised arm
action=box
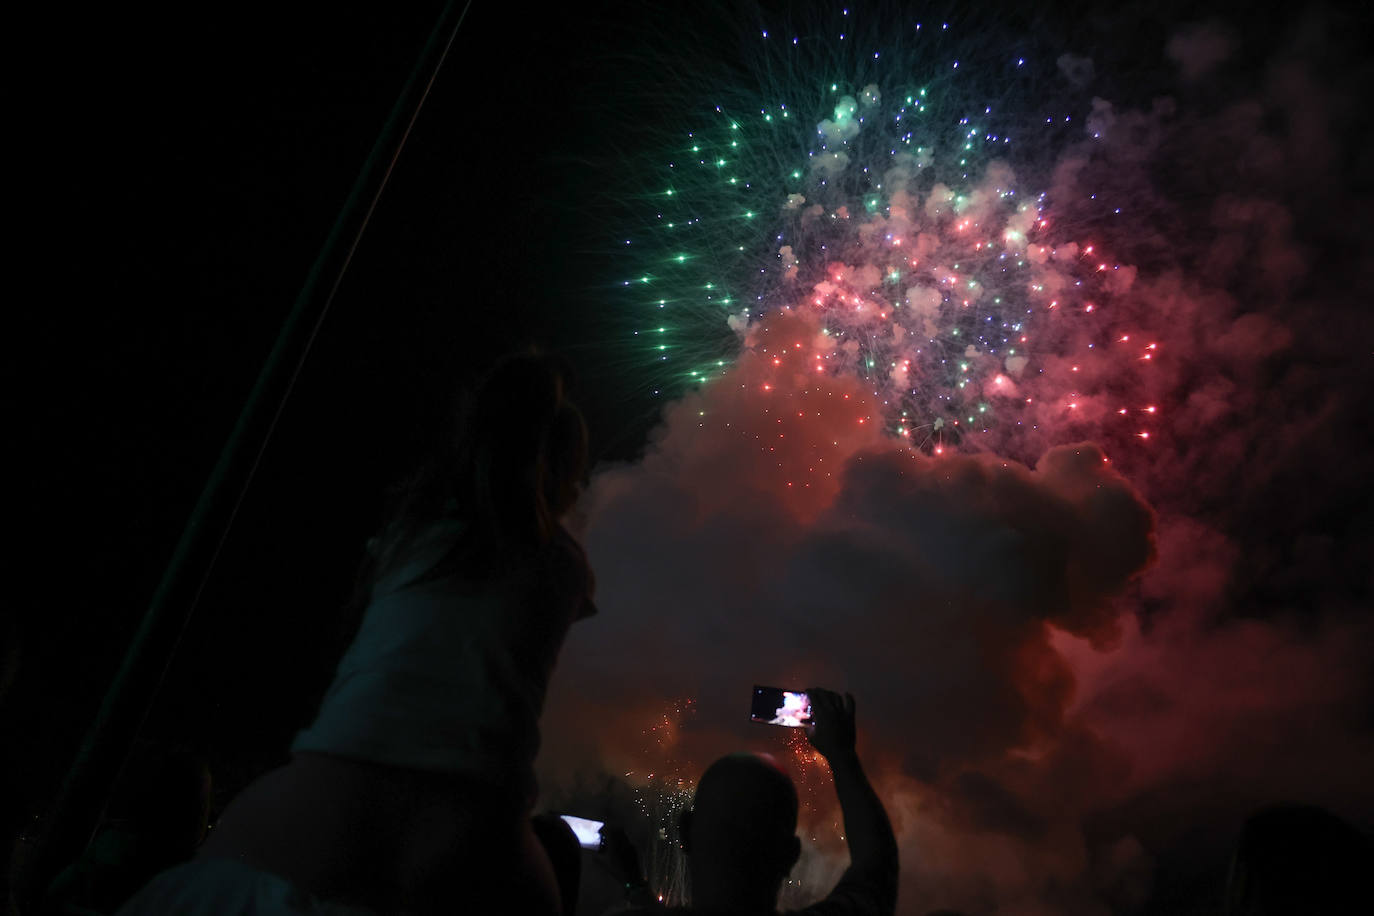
[805,689,899,916]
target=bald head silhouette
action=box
[681,753,802,910]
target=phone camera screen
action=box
[751,686,812,727]
[559,815,605,850]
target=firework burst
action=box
[616,5,1163,461]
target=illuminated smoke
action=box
[540,6,1374,914]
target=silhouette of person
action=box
[45,742,212,914]
[619,688,898,915]
[532,814,583,916]
[1223,803,1371,916]
[119,352,596,915]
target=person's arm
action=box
[804,689,899,916]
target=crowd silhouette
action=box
[10,352,1370,915]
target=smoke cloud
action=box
[540,7,1374,914]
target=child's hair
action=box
[366,349,589,586]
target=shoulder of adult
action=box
[786,861,897,916]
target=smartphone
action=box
[559,814,605,850]
[751,685,812,727]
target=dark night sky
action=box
[14,1,1374,912]
[21,0,604,816]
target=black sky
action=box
[25,0,611,813]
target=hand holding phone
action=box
[751,685,812,727]
[803,687,857,760]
